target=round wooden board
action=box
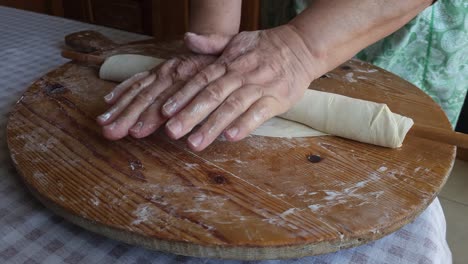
[6,43,456,260]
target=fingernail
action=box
[104,92,113,101]
[188,133,203,148]
[98,112,111,122]
[185,32,197,38]
[163,100,177,115]
[166,119,182,136]
[130,121,143,133]
[226,127,239,139]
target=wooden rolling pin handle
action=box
[61,50,105,66]
[410,124,468,149]
[64,30,118,53]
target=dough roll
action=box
[99,54,165,82]
[279,90,414,148]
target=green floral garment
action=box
[290,0,468,127]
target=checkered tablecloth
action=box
[0,6,452,264]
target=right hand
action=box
[96,33,233,140]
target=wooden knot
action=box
[211,174,227,185]
[307,154,322,163]
[45,82,67,95]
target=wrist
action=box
[183,32,234,55]
[274,24,329,81]
[189,0,241,36]
[188,28,238,37]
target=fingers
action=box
[97,73,157,126]
[129,81,185,138]
[224,96,282,142]
[97,59,182,138]
[126,103,164,139]
[184,32,232,55]
[103,71,151,104]
[101,75,174,140]
[97,54,220,141]
[164,72,244,140]
[161,63,227,117]
[102,57,182,104]
[186,85,263,151]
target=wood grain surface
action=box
[6,42,456,260]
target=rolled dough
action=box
[252,90,414,148]
[99,54,165,82]
[252,117,327,138]
[99,54,413,148]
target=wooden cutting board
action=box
[6,40,455,260]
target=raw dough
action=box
[99,54,165,82]
[252,117,326,138]
[99,54,413,148]
[253,90,414,148]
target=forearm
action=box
[189,0,242,35]
[289,0,432,74]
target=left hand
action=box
[162,25,322,151]
[96,33,232,140]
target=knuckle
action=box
[252,85,264,97]
[239,85,262,101]
[131,76,154,90]
[131,82,142,90]
[216,61,228,72]
[171,90,185,102]
[254,104,273,123]
[171,71,181,81]
[166,58,180,69]
[258,107,269,120]
[195,70,211,86]
[224,96,244,111]
[175,62,196,80]
[159,58,179,76]
[203,85,224,103]
[135,92,154,105]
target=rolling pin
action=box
[61,49,105,65]
[64,30,119,53]
[61,50,468,149]
[409,124,468,149]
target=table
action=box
[0,6,452,264]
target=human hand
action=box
[96,33,235,140]
[96,53,217,140]
[162,25,321,151]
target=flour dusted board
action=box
[6,42,455,260]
